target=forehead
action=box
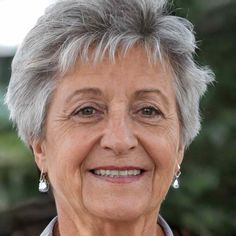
[62,47,174,87]
[54,46,176,107]
[48,46,179,120]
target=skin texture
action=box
[32,47,184,236]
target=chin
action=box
[84,198,152,221]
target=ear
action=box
[30,139,47,172]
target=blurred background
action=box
[0,0,235,235]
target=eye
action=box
[70,103,106,123]
[138,106,162,118]
[78,106,96,116]
[72,106,101,118]
[140,107,158,116]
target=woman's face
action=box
[33,47,184,221]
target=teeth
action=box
[93,169,142,177]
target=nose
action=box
[100,114,138,156]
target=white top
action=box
[40,215,173,236]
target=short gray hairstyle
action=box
[5,0,214,147]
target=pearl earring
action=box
[39,169,49,193]
[172,164,181,189]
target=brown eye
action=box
[70,103,105,123]
[139,106,161,117]
[74,106,97,117]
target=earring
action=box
[39,169,49,193]
[172,164,181,189]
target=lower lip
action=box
[89,171,145,184]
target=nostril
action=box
[100,139,137,155]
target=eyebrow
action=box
[65,88,169,107]
[65,88,103,104]
[134,89,169,106]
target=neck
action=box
[54,207,164,236]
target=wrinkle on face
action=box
[32,46,184,236]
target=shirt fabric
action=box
[40,215,173,236]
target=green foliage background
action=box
[0,0,235,235]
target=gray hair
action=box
[5,0,214,148]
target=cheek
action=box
[47,124,98,165]
[150,136,176,181]
[150,143,176,203]
[141,124,179,166]
[139,128,179,199]
[45,129,100,194]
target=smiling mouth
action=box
[90,169,145,177]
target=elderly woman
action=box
[5,0,214,235]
